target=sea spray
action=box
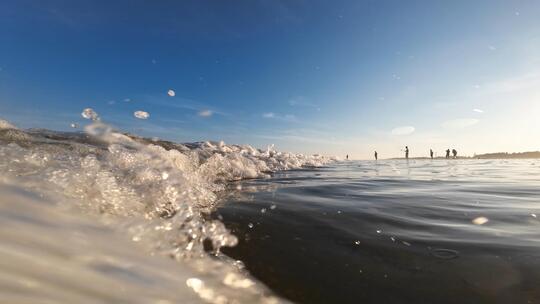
[0,116,333,303]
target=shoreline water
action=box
[0,120,334,303]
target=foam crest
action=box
[0,118,332,302]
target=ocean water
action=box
[1,119,539,303]
[215,160,540,303]
[0,119,331,304]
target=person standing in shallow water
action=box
[374,151,378,160]
[405,146,409,159]
[452,149,457,159]
[430,149,434,159]
[446,149,451,159]
[346,154,349,160]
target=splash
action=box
[81,108,99,121]
[134,110,150,119]
[0,117,332,303]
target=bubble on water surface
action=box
[432,249,459,259]
[134,111,150,119]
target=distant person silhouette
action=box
[405,146,409,159]
[346,154,349,160]
[445,149,450,159]
[452,149,457,159]
[430,149,434,159]
[374,151,378,160]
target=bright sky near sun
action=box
[1,1,540,159]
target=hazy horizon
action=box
[1,1,539,158]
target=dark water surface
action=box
[215,160,540,304]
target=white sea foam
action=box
[0,118,17,130]
[0,118,333,303]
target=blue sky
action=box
[1,0,540,159]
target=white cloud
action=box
[391,126,415,135]
[198,110,212,117]
[473,108,484,113]
[441,118,479,129]
[262,112,275,118]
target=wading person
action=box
[452,149,457,159]
[374,151,378,160]
[430,149,434,159]
[445,149,450,159]
[405,146,409,159]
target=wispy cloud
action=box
[475,72,540,96]
[198,110,213,117]
[441,118,479,130]
[262,112,298,122]
[391,126,415,135]
[288,96,320,111]
[473,108,484,113]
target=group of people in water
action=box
[378,146,458,160]
[345,147,459,160]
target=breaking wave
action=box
[0,117,334,303]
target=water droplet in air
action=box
[376,230,382,234]
[354,240,361,245]
[248,223,254,229]
[390,237,396,242]
[260,208,267,214]
[270,204,277,210]
[70,123,78,128]
[134,110,150,119]
[81,108,99,121]
[532,213,537,218]
[472,216,488,225]
[168,89,176,97]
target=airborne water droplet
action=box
[81,108,99,121]
[472,216,488,225]
[248,223,254,229]
[168,89,176,97]
[134,110,150,119]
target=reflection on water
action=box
[216,160,540,304]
